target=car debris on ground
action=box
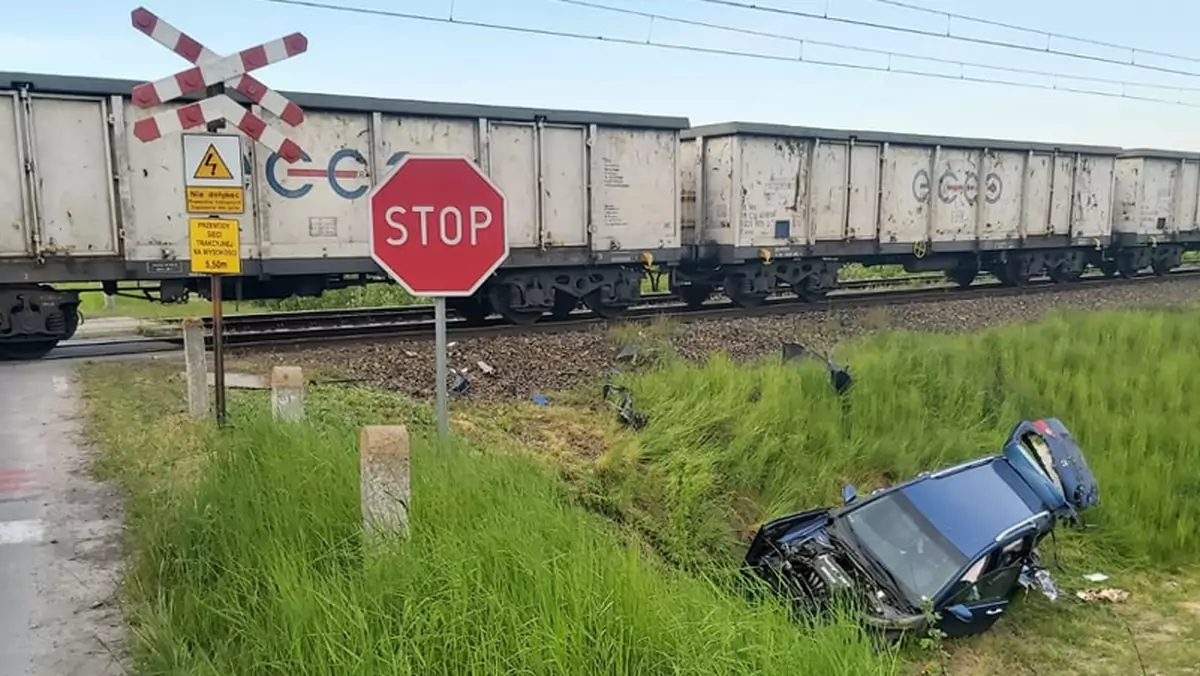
[744,418,1099,642]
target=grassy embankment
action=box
[583,306,1200,673]
[83,368,888,674]
[81,304,1200,674]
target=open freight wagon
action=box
[677,122,1124,306]
[0,71,690,355]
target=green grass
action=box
[82,367,894,676]
[253,282,420,312]
[80,305,1200,675]
[64,281,421,320]
[598,307,1200,574]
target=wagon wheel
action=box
[1150,256,1174,276]
[581,289,627,320]
[550,291,579,320]
[998,258,1031,287]
[724,274,769,309]
[0,340,59,361]
[1115,254,1140,279]
[486,285,544,326]
[677,284,712,310]
[449,297,493,325]
[945,267,977,288]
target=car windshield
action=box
[842,492,969,603]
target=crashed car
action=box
[744,418,1099,640]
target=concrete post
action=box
[270,366,305,422]
[359,425,410,538]
[182,317,209,419]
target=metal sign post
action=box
[367,155,510,440]
[434,298,448,437]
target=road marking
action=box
[0,520,45,545]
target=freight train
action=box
[2,71,1197,359]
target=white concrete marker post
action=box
[182,317,209,418]
[360,425,411,538]
[270,366,305,421]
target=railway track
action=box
[47,266,1200,359]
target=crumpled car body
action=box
[743,418,1098,640]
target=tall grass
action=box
[85,372,893,675]
[600,307,1200,571]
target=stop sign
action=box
[369,154,508,296]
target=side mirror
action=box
[946,604,973,622]
[841,484,858,504]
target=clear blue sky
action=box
[4,0,1200,150]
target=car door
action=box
[935,563,1023,637]
[934,533,1035,638]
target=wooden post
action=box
[270,366,305,421]
[182,317,209,418]
[359,425,410,538]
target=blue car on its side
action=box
[744,418,1099,640]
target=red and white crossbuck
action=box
[128,6,307,162]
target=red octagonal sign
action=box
[369,154,509,297]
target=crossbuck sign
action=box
[127,5,307,162]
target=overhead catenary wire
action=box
[249,0,1200,108]
[689,0,1200,80]
[553,0,1200,96]
[869,0,1200,67]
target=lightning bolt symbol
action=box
[204,155,220,176]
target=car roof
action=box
[899,458,1048,559]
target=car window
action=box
[946,564,1022,606]
[842,493,968,603]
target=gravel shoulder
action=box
[0,361,126,676]
[238,276,1200,403]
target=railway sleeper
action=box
[0,285,81,360]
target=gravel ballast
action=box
[243,277,1200,403]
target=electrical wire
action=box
[689,0,1200,80]
[869,0,1200,67]
[553,0,1200,95]
[249,0,1200,108]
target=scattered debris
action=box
[404,350,418,358]
[1083,572,1110,583]
[477,360,496,376]
[615,343,639,363]
[1076,588,1130,604]
[602,383,648,430]
[449,368,469,395]
[531,393,550,406]
[780,342,854,395]
[1019,565,1060,602]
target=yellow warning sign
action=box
[188,217,242,275]
[194,144,234,180]
[186,186,244,214]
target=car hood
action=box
[744,508,927,631]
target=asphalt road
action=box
[0,360,125,675]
